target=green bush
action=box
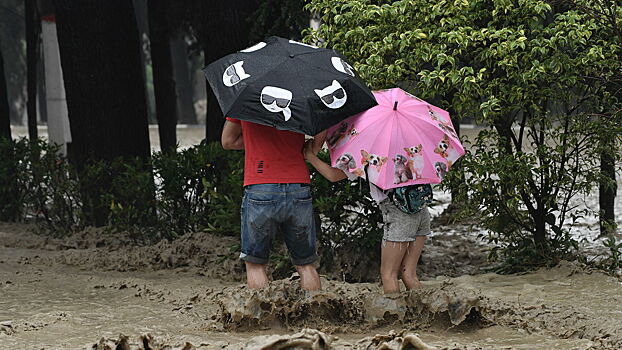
[105,157,159,240]
[311,149,383,272]
[0,138,30,221]
[199,141,244,237]
[0,139,385,276]
[0,138,84,236]
[26,141,84,236]
[105,141,244,241]
[0,139,245,240]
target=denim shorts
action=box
[240,183,318,266]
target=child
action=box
[303,141,430,294]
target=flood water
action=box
[1,223,621,350]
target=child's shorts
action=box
[379,200,431,242]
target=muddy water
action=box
[1,224,621,349]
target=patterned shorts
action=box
[379,200,431,242]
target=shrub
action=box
[311,150,383,274]
[0,138,30,221]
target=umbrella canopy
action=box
[203,36,377,135]
[327,88,465,190]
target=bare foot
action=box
[403,277,423,290]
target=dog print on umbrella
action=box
[326,122,359,149]
[223,61,250,87]
[331,57,355,76]
[335,153,356,170]
[315,80,347,109]
[335,153,365,176]
[334,153,365,177]
[434,135,460,167]
[361,149,387,183]
[260,86,293,121]
[435,162,448,180]
[404,145,425,179]
[428,106,457,138]
[393,154,413,184]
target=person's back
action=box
[221,118,324,290]
[234,119,309,186]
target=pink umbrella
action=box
[326,88,464,190]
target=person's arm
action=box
[221,120,244,150]
[303,140,347,182]
[310,130,327,154]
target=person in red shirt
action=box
[221,118,326,290]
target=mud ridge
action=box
[92,329,450,350]
[203,279,483,332]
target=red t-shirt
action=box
[226,118,310,186]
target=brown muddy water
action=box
[1,223,621,350]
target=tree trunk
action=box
[448,107,467,204]
[0,45,10,140]
[171,32,197,125]
[37,53,47,124]
[26,0,40,141]
[54,0,151,225]
[199,0,260,142]
[132,0,155,125]
[204,67,224,142]
[191,59,207,123]
[599,140,617,237]
[54,0,151,163]
[148,0,177,152]
[0,43,18,222]
[41,11,72,155]
[533,207,547,248]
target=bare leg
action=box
[380,241,409,294]
[401,236,427,290]
[245,261,269,289]
[295,263,321,291]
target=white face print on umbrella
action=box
[331,57,355,76]
[289,40,318,49]
[315,80,347,109]
[240,42,266,52]
[260,86,293,121]
[223,61,250,87]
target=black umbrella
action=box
[203,36,377,135]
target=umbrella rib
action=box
[376,109,398,189]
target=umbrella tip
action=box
[393,101,398,110]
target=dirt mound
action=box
[1,222,492,283]
[47,231,244,279]
[182,278,481,332]
[92,329,442,350]
[0,223,245,280]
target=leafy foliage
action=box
[311,150,383,271]
[305,0,622,272]
[249,0,309,42]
